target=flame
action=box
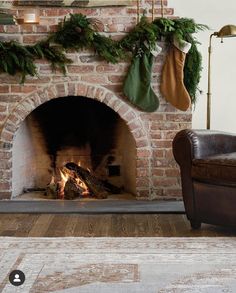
[49,163,93,199]
[57,169,69,199]
[75,177,89,195]
[59,169,69,183]
[49,176,55,185]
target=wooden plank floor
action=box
[0,214,235,237]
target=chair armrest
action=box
[172,129,236,221]
[173,129,236,163]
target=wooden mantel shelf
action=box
[16,0,133,7]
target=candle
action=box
[23,9,39,24]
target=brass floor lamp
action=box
[207,25,236,129]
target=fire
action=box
[57,169,69,199]
[46,161,116,200]
[75,177,90,196]
[60,169,69,183]
[48,162,90,199]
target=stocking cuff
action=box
[173,37,191,54]
[151,43,162,57]
[144,41,162,57]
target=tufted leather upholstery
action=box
[173,129,236,229]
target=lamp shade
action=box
[217,25,236,38]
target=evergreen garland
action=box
[120,17,159,53]
[0,13,207,102]
[93,34,125,64]
[28,41,72,74]
[50,14,95,50]
[0,41,37,83]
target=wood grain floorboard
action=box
[154,214,173,237]
[64,215,79,237]
[147,214,163,236]
[133,214,150,237]
[111,214,131,237]
[45,215,70,237]
[28,214,54,237]
[0,214,235,237]
[13,214,40,237]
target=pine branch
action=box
[28,42,72,74]
[50,13,95,50]
[0,41,37,83]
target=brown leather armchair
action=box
[173,129,236,229]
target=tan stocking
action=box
[160,39,192,111]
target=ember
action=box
[46,162,121,200]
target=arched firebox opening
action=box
[12,96,136,200]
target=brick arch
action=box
[0,82,152,199]
[1,82,150,147]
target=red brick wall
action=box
[0,0,192,200]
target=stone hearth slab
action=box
[0,200,185,214]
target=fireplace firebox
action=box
[12,96,136,199]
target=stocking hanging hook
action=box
[152,0,155,21]
[161,0,164,18]
[137,0,140,23]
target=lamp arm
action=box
[206,26,236,129]
[207,33,217,129]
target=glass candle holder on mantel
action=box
[23,8,40,24]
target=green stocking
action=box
[123,51,159,112]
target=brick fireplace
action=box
[0,0,192,200]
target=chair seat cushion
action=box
[192,152,236,186]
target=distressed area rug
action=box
[0,237,236,293]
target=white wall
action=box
[12,117,52,198]
[169,0,236,132]
[12,120,37,197]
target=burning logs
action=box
[45,162,121,200]
[64,178,86,200]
